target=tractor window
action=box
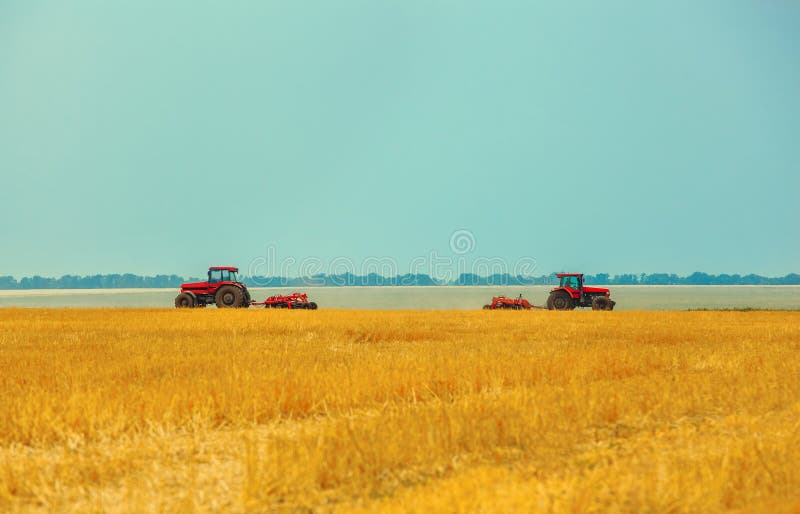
[561,276,580,289]
[218,270,237,282]
[209,269,237,283]
[209,270,222,284]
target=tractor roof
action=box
[556,273,583,278]
[209,266,239,272]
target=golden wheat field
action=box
[1,308,799,513]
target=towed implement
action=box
[256,292,318,309]
[483,294,538,310]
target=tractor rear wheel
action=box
[547,291,575,310]
[174,293,195,308]
[215,285,244,308]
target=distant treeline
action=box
[0,274,192,290]
[1,272,799,289]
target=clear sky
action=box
[1,1,798,278]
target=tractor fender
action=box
[183,290,198,301]
[211,282,247,295]
[214,283,247,294]
[549,286,580,299]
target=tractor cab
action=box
[208,266,238,284]
[559,273,583,291]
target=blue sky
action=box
[1,1,798,278]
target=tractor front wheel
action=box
[591,297,615,311]
[547,291,575,310]
[175,293,196,308]
[215,285,245,308]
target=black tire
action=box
[215,285,244,308]
[174,292,195,308]
[547,291,575,310]
[592,297,609,311]
[483,304,491,310]
[606,300,616,311]
[308,302,318,310]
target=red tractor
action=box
[483,294,537,310]
[174,266,252,308]
[547,273,615,310]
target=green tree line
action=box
[0,272,798,289]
